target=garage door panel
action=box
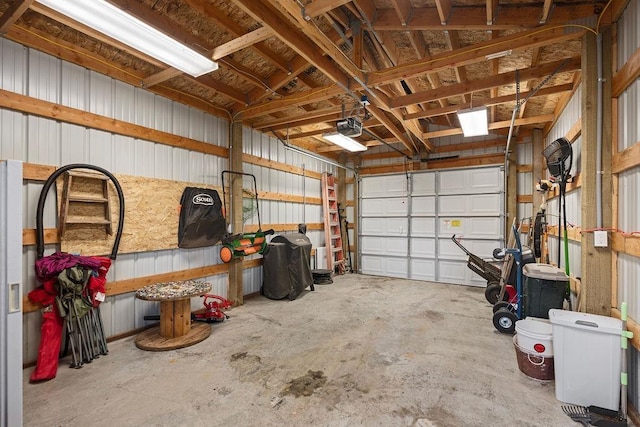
[361,175,407,198]
[362,197,408,217]
[439,238,501,261]
[411,196,435,215]
[359,166,502,285]
[411,172,436,195]
[361,255,407,278]
[440,217,501,239]
[439,194,501,216]
[361,236,408,256]
[362,217,408,236]
[439,168,502,194]
[410,259,436,281]
[438,260,467,284]
[410,217,436,237]
[410,238,435,257]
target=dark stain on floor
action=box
[281,370,327,397]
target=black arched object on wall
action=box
[36,164,125,260]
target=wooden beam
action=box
[0,89,229,158]
[580,30,612,316]
[370,26,583,87]
[229,122,244,306]
[234,0,352,89]
[612,141,640,174]
[366,102,418,153]
[404,83,573,121]
[426,153,504,169]
[211,26,273,60]
[390,0,412,25]
[391,57,581,108]
[612,46,640,97]
[0,0,34,34]
[539,0,554,24]
[434,0,452,24]
[486,0,499,25]
[423,115,555,139]
[242,154,323,179]
[432,138,505,153]
[612,234,640,258]
[141,68,183,89]
[241,85,344,119]
[373,4,604,31]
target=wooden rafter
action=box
[0,0,34,33]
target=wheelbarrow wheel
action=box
[220,245,233,263]
[493,308,518,334]
[484,282,507,305]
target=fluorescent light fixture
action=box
[485,50,512,60]
[36,0,218,77]
[457,106,489,137]
[322,132,367,152]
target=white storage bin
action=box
[548,309,622,411]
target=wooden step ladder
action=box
[321,172,345,274]
[58,170,113,237]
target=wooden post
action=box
[580,30,613,315]
[506,139,518,238]
[228,121,244,306]
[532,129,544,211]
[352,157,360,272]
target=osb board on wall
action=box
[57,172,222,256]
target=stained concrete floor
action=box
[23,274,598,426]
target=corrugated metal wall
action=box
[616,0,640,409]
[0,38,330,363]
[544,85,583,279]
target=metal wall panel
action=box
[1,39,27,93]
[617,2,640,408]
[617,80,639,152]
[28,49,60,103]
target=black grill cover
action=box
[263,233,313,300]
[177,187,226,248]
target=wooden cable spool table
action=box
[134,280,212,351]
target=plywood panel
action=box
[58,172,223,256]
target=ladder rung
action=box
[65,217,111,225]
[331,248,343,253]
[67,171,109,180]
[68,194,109,203]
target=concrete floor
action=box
[23,274,602,426]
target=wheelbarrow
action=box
[451,235,515,304]
[219,170,274,263]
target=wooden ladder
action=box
[58,170,113,237]
[321,172,345,273]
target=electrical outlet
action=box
[594,230,608,248]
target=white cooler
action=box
[548,309,622,411]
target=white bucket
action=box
[515,317,553,357]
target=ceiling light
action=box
[457,106,489,137]
[36,0,218,77]
[322,132,367,152]
[485,50,512,60]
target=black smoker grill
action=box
[262,233,314,300]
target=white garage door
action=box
[359,166,504,286]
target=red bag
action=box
[28,280,64,382]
